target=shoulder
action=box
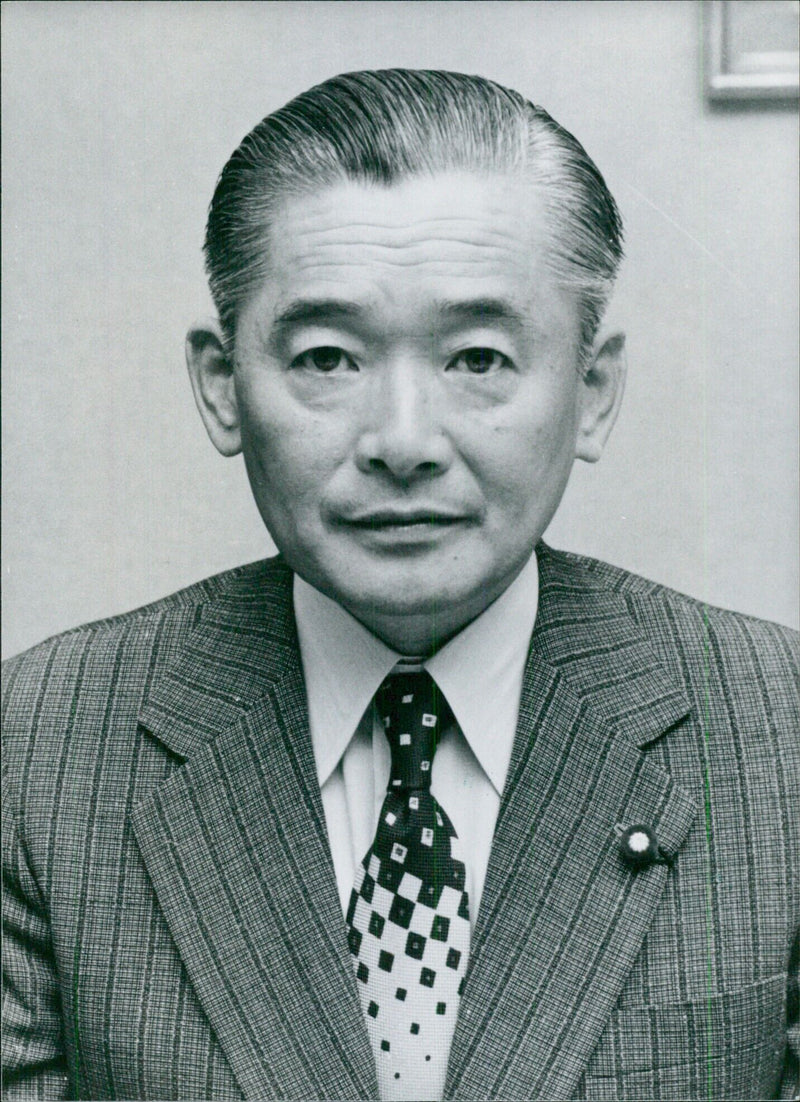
[546,543,799,653]
[2,556,292,749]
[542,544,799,716]
[2,557,294,870]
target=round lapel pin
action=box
[616,823,666,869]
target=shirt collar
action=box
[294,552,539,795]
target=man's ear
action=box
[575,330,626,463]
[185,320,242,457]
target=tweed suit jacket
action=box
[3,543,799,1101]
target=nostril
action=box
[355,420,452,479]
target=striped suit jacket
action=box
[3,544,799,1101]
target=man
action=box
[3,69,798,1101]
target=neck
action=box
[340,571,528,656]
[349,611,467,657]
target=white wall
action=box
[3,0,798,658]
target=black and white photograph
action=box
[3,3,798,1100]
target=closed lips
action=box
[343,512,467,527]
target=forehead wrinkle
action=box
[274,208,532,261]
[296,214,515,229]
[290,218,525,245]
[279,257,531,279]
[283,225,528,257]
[276,235,535,279]
[267,171,551,279]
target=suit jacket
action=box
[3,544,799,1101]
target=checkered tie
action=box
[346,671,471,1100]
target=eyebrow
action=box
[434,298,528,328]
[270,296,527,332]
[269,299,364,337]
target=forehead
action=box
[261,171,559,315]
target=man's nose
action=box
[354,362,453,480]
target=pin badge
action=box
[615,823,668,869]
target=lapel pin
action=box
[615,823,670,869]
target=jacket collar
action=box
[527,544,691,747]
[139,545,690,761]
[138,557,299,760]
[134,545,695,1100]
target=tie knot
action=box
[376,670,450,792]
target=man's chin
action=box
[336,571,498,646]
[348,587,457,618]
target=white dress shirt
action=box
[294,552,539,930]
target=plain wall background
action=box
[2,0,798,659]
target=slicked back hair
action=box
[204,69,624,363]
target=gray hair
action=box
[204,69,624,361]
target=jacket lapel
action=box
[446,546,698,1101]
[131,561,377,1101]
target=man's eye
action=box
[448,348,509,374]
[291,346,356,373]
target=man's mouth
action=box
[332,508,476,546]
[340,509,468,529]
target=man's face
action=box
[230,171,591,649]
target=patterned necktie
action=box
[346,671,471,1101]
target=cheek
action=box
[477,399,578,508]
[238,391,346,510]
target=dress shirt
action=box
[294,552,539,930]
